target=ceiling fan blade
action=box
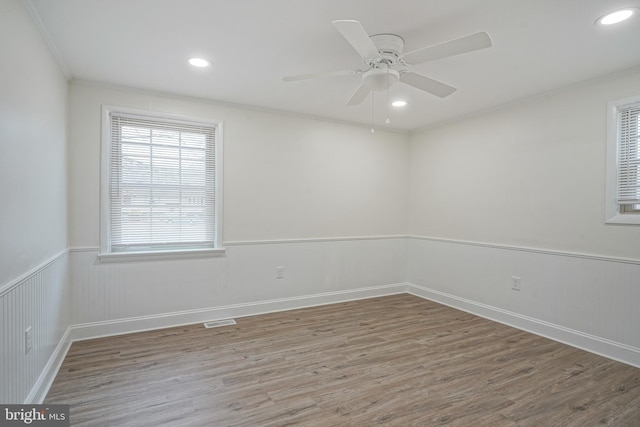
[346,83,372,106]
[282,69,359,82]
[332,20,382,60]
[402,32,492,65]
[400,72,457,98]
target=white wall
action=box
[69,82,409,246]
[409,70,640,260]
[0,0,68,286]
[0,0,71,404]
[407,70,640,366]
[66,82,410,327]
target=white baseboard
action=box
[69,283,408,341]
[27,327,73,404]
[407,283,640,369]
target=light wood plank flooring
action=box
[45,294,640,426]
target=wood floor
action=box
[45,294,640,426]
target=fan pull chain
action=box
[370,91,375,133]
[385,66,391,125]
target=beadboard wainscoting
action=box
[0,250,71,404]
[68,236,408,339]
[6,235,640,404]
[406,236,640,368]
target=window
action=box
[100,106,223,260]
[606,96,640,224]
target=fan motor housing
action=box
[370,33,404,64]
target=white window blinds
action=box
[617,104,640,205]
[108,112,217,252]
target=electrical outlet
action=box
[275,266,285,279]
[25,326,32,354]
[511,276,521,291]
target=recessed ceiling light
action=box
[597,9,635,25]
[188,57,211,67]
[392,100,407,107]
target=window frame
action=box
[99,105,224,261]
[605,95,640,225]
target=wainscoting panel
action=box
[0,250,70,404]
[406,236,640,367]
[70,248,229,325]
[225,237,408,305]
[69,237,408,326]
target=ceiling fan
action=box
[283,20,492,106]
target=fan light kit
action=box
[282,20,492,107]
[363,67,399,91]
[597,9,635,25]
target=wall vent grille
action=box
[203,319,236,328]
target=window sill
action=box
[605,213,640,226]
[98,247,226,263]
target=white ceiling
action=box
[28,0,640,131]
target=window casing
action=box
[606,96,640,225]
[100,106,223,260]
